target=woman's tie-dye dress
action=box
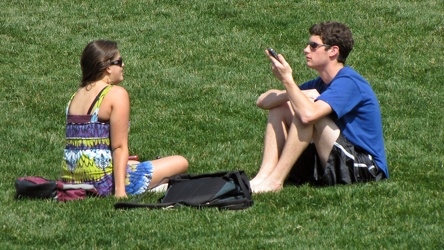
[60,85,153,196]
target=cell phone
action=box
[267,48,280,62]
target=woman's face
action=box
[109,53,125,85]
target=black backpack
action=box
[114,170,253,210]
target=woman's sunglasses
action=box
[307,42,331,50]
[110,57,123,67]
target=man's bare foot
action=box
[249,177,264,190]
[251,178,283,193]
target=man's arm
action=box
[257,89,321,110]
[256,89,288,110]
[265,50,332,124]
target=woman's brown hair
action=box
[80,40,119,87]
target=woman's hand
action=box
[114,189,128,199]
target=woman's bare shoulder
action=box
[100,85,130,113]
[105,85,129,101]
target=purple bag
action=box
[15,176,99,202]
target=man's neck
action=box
[318,63,345,84]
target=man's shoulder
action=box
[332,66,371,89]
[336,66,366,81]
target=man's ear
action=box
[329,45,340,60]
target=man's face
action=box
[304,35,331,70]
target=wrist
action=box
[115,185,126,194]
[281,76,296,86]
[282,80,297,89]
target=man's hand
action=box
[265,49,294,85]
[302,89,320,102]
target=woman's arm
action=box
[106,86,130,198]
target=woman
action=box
[60,40,188,198]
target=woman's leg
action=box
[149,155,188,188]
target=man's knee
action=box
[268,101,294,124]
[313,117,340,140]
[312,116,340,165]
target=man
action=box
[250,21,388,193]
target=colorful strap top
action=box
[60,85,114,196]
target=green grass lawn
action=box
[1,0,443,249]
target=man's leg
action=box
[252,111,314,193]
[250,102,294,188]
[252,116,340,193]
[312,116,340,167]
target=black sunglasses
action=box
[307,42,331,50]
[110,57,123,67]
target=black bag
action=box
[114,170,253,210]
[15,176,98,201]
[15,176,58,199]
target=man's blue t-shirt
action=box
[299,66,388,178]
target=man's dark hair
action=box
[309,21,354,64]
[80,40,119,87]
